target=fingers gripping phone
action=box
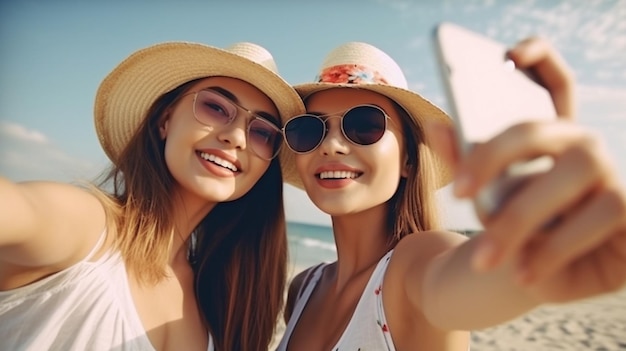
[433,22,557,218]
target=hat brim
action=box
[280,82,453,189]
[95,42,304,163]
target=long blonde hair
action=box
[387,102,442,244]
[93,78,287,351]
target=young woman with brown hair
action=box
[0,41,304,351]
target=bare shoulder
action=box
[22,180,101,201]
[13,180,102,210]
[382,231,472,349]
[22,180,107,231]
[384,230,470,305]
[1,180,108,268]
[392,230,469,267]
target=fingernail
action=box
[472,239,496,272]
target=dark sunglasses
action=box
[283,104,390,154]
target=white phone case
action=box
[433,22,557,217]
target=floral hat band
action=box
[315,64,389,85]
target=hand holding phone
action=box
[433,22,558,218]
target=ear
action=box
[158,112,171,140]
[401,153,411,178]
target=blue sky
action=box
[1,0,625,230]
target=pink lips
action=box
[314,163,362,189]
[196,148,242,178]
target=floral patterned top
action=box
[276,251,395,351]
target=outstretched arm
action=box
[401,37,626,331]
[0,177,106,278]
[394,228,540,330]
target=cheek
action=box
[374,138,405,178]
[387,133,407,174]
[162,139,180,177]
[161,120,193,175]
[248,158,272,182]
[294,155,316,192]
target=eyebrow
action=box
[205,86,281,126]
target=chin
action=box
[315,202,357,217]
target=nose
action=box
[217,112,248,150]
[317,117,349,156]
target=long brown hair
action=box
[93,78,287,351]
[194,157,287,350]
[387,101,442,245]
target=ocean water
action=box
[286,221,336,270]
[285,222,478,270]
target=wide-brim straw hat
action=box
[95,41,305,163]
[283,41,452,189]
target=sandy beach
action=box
[468,289,626,350]
[270,264,626,350]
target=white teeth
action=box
[319,171,359,179]
[200,152,238,172]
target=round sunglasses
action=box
[190,89,282,160]
[283,104,391,154]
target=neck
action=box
[168,187,217,264]
[330,205,391,289]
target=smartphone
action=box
[433,22,557,218]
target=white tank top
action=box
[0,232,214,351]
[277,251,396,351]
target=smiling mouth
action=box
[199,152,239,172]
[317,170,362,180]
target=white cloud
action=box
[576,4,626,62]
[0,121,101,182]
[0,121,48,144]
[485,1,626,83]
[382,0,625,85]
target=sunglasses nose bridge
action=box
[315,116,351,155]
[322,115,344,141]
[323,114,344,134]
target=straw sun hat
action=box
[282,41,453,189]
[95,41,305,163]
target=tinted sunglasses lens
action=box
[343,106,387,145]
[248,119,281,160]
[193,90,236,126]
[284,116,325,153]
